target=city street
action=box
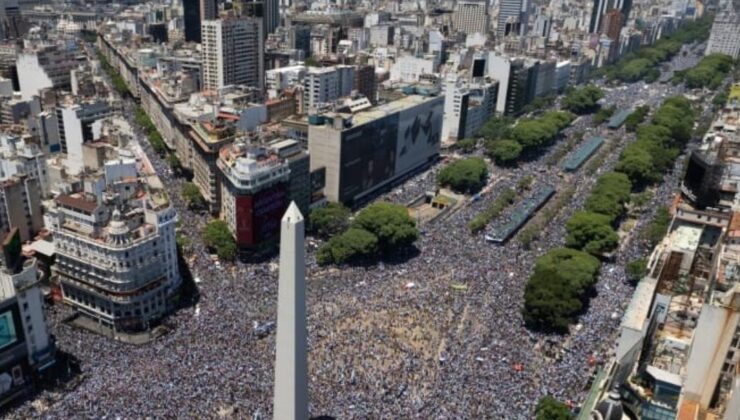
[9,43,714,418]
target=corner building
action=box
[47,141,180,331]
[218,141,289,255]
[308,93,443,206]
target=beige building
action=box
[0,175,42,242]
[47,129,180,332]
[201,17,264,92]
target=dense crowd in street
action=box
[7,47,708,418]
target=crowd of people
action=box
[8,50,702,418]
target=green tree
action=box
[456,138,478,153]
[437,157,488,194]
[592,105,616,126]
[677,53,734,89]
[308,202,351,239]
[523,248,601,332]
[625,106,650,132]
[352,202,418,251]
[182,182,205,209]
[616,145,656,186]
[562,85,604,115]
[536,396,572,420]
[166,153,181,171]
[202,220,236,261]
[478,116,514,142]
[316,228,379,265]
[486,139,523,164]
[565,211,619,255]
[626,257,648,282]
[643,207,671,246]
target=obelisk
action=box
[273,202,308,420]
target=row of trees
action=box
[524,97,692,332]
[486,111,574,164]
[615,96,694,187]
[437,157,489,194]
[523,172,632,331]
[565,171,632,256]
[624,105,650,132]
[673,53,735,89]
[562,85,604,115]
[315,202,418,265]
[603,16,712,83]
[100,48,183,174]
[134,107,168,155]
[97,52,130,96]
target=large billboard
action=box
[395,96,443,176]
[235,195,255,246]
[339,114,399,203]
[0,309,19,352]
[253,185,287,244]
[235,184,288,247]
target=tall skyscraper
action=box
[273,202,308,420]
[706,0,740,59]
[452,0,489,35]
[183,0,202,42]
[497,0,528,38]
[201,17,264,91]
[589,0,630,34]
[200,0,218,21]
[0,0,24,40]
[235,0,280,35]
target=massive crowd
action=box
[7,49,704,418]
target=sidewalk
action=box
[67,315,168,345]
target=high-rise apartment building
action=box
[0,228,55,407]
[55,100,113,175]
[235,0,280,36]
[1,0,25,40]
[200,0,218,21]
[453,0,490,35]
[602,9,625,40]
[706,0,740,59]
[183,0,202,43]
[0,228,55,372]
[302,66,355,113]
[16,46,76,100]
[0,134,50,198]
[201,18,264,91]
[497,0,527,38]
[590,0,630,34]
[0,175,42,243]
[354,65,377,105]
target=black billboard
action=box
[472,59,485,78]
[339,114,399,204]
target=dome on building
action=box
[591,390,624,420]
[107,209,131,244]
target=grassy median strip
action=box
[468,188,517,233]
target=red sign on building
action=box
[234,184,288,248]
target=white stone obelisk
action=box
[273,202,308,420]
